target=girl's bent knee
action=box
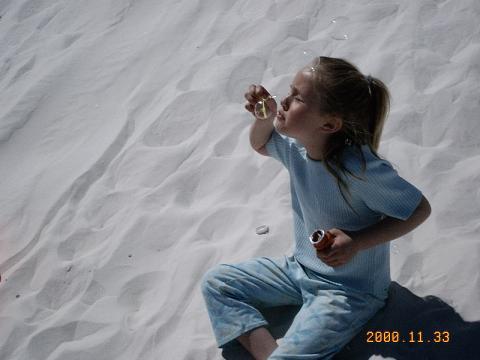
[200,264,230,295]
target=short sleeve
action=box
[264,128,295,168]
[352,158,423,220]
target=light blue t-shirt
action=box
[265,128,423,300]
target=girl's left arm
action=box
[348,195,432,251]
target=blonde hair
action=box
[309,56,391,212]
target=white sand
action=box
[0,0,479,359]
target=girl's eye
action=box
[294,97,303,102]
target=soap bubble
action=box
[301,48,317,66]
[254,95,277,120]
[329,16,350,40]
[301,49,314,59]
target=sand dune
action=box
[1,0,479,359]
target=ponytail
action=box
[367,76,390,152]
[309,56,392,215]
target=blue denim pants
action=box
[201,255,386,359]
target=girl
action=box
[201,56,431,359]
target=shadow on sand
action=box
[222,281,479,359]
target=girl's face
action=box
[274,69,325,141]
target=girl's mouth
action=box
[277,111,285,121]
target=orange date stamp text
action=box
[365,330,450,343]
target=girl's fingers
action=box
[317,250,342,262]
[327,228,342,236]
[244,85,256,104]
[244,91,257,103]
[245,102,254,113]
[244,85,275,118]
[316,248,336,258]
[323,256,345,266]
[244,85,271,101]
[254,85,271,100]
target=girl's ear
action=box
[320,115,343,133]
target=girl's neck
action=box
[299,137,329,162]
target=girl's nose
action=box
[280,96,290,111]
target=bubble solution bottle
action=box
[309,229,334,251]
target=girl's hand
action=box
[244,84,277,120]
[315,228,359,267]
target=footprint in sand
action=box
[8,56,35,86]
[16,0,49,21]
[0,257,38,305]
[117,271,161,310]
[57,227,106,261]
[36,268,89,310]
[225,56,266,103]
[36,7,59,30]
[81,280,106,305]
[211,120,244,156]
[215,40,231,56]
[197,206,252,242]
[26,321,107,360]
[142,91,209,147]
[26,322,77,360]
[60,33,82,50]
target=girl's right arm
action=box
[249,117,274,155]
[244,84,276,153]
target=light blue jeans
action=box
[200,255,386,359]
